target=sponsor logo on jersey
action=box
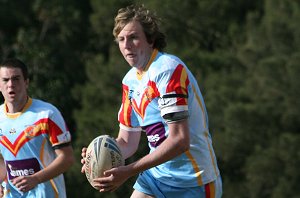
[8,164,35,177]
[128,90,134,102]
[6,158,41,180]
[147,134,160,142]
[143,122,167,148]
[145,86,155,102]
[24,125,36,138]
[9,128,16,134]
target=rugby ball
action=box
[84,135,124,189]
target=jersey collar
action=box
[4,97,32,119]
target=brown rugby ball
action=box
[85,135,124,189]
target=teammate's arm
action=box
[33,145,75,183]
[11,145,75,192]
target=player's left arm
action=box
[125,118,190,175]
[31,107,75,182]
[35,145,75,182]
[12,145,75,192]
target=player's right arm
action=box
[115,128,141,160]
[80,128,141,173]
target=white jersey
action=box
[118,49,220,187]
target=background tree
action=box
[0,0,91,130]
[211,0,300,197]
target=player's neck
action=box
[136,48,157,75]
[6,96,29,113]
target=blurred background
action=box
[1,0,299,197]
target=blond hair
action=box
[113,4,166,51]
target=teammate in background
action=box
[0,58,75,198]
[81,4,222,197]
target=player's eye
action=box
[2,78,9,82]
[117,37,124,43]
[1,76,21,83]
[130,35,138,40]
[11,76,20,81]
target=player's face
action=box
[0,67,28,111]
[117,20,153,71]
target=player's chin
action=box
[126,59,137,67]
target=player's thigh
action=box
[131,189,155,198]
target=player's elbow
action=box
[64,153,75,170]
[176,137,190,154]
[61,147,76,169]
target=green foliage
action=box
[212,0,300,197]
[0,0,91,130]
[245,133,300,198]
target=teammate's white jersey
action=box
[0,98,71,198]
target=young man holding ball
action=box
[81,4,222,198]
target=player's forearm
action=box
[116,129,141,159]
[116,138,137,159]
[34,147,74,183]
[120,120,190,177]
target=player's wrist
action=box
[33,174,43,185]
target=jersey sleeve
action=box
[48,106,71,147]
[157,64,189,118]
[118,84,141,129]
